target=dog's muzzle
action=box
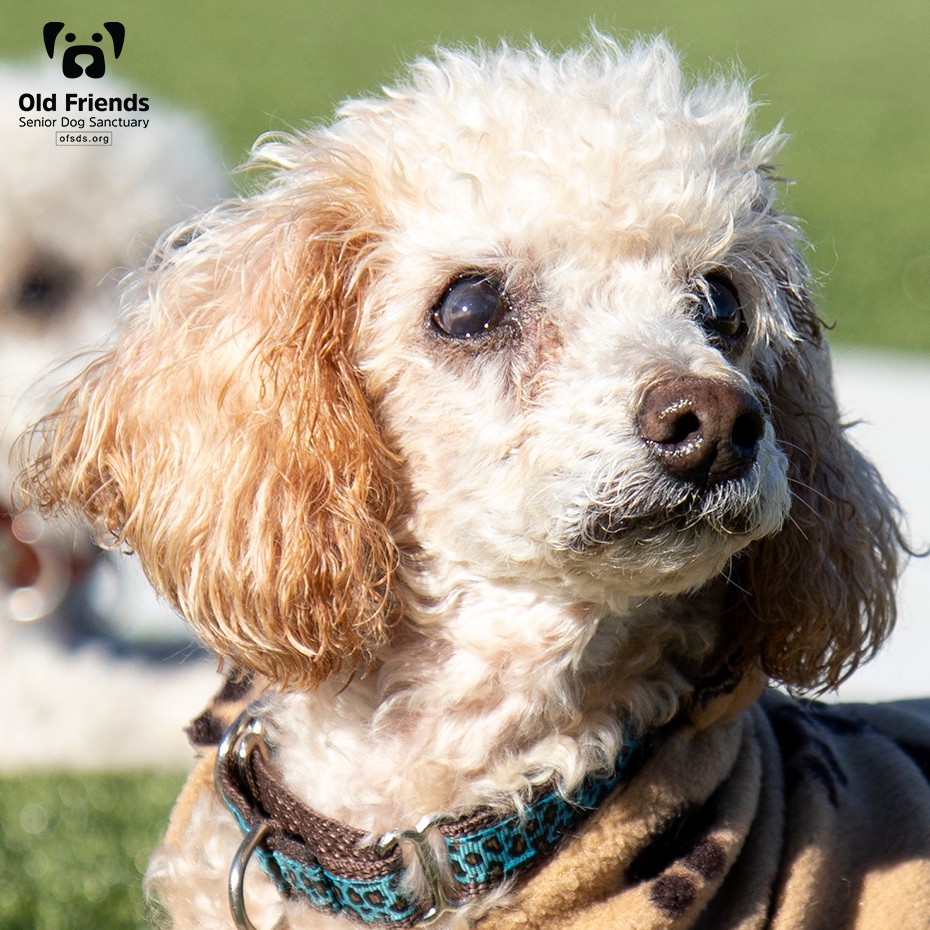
[563,377,774,552]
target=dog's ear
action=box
[731,293,903,692]
[19,163,400,689]
[103,22,125,59]
[43,22,64,59]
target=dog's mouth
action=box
[562,473,778,554]
[578,501,752,549]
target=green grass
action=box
[0,772,185,930]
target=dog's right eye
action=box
[431,276,509,338]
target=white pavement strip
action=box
[1,349,926,770]
[830,348,930,702]
[0,638,219,770]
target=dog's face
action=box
[350,48,801,600]
[19,39,900,692]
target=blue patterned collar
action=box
[215,706,641,928]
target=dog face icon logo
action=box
[43,22,125,79]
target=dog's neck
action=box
[262,576,723,835]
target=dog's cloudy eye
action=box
[432,276,508,338]
[696,274,743,340]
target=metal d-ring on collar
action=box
[215,709,273,930]
[228,820,273,930]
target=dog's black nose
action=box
[637,377,765,486]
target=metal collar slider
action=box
[377,814,462,925]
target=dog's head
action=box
[19,38,902,693]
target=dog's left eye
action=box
[431,276,509,338]
[695,274,744,341]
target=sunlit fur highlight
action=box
[18,36,904,929]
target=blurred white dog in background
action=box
[0,62,223,768]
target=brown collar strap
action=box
[215,706,642,928]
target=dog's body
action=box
[166,679,930,929]
[18,38,930,928]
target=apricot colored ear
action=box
[22,190,400,689]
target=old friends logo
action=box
[43,22,125,79]
[18,22,151,139]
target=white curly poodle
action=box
[20,37,930,930]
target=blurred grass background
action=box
[4,0,930,348]
[0,773,183,929]
[1,1,928,927]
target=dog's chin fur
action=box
[19,37,904,929]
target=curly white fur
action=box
[20,36,903,929]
